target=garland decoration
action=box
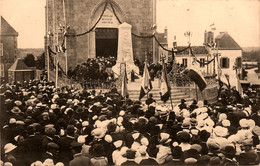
[189,46,216,66]
[65,1,108,37]
[110,2,122,24]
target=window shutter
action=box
[0,43,3,56]
[227,58,230,68]
[220,58,223,68]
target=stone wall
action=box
[0,35,18,83]
[46,0,154,71]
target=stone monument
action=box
[112,22,139,77]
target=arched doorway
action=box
[88,0,125,59]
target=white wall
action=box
[216,49,242,87]
[175,49,242,88]
[175,54,211,74]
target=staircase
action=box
[128,78,194,106]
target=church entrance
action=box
[95,28,118,58]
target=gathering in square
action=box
[0,0,260,165]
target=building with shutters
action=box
[0,16,19,84]
[173,31,242,88]
[213,32,243,87]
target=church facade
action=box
[45,0,157,72]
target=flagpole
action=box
[195,83,198,101]
[62,0,68,75]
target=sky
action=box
[0,0,259,48]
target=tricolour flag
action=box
[121,69,128,98]
[139,61,153,100]
[160,61,171,102]
[217,59,229,86]
[185,61,207,91]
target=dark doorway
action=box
[95,28,118,58]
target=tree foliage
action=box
[36,52,45,70]
[24,54,35,67]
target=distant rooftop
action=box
[8,58,33,71]
[1,16,18,36]
[215,32,242,50]
[175,46,208,55]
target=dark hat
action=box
[47,142,59,149]
[223,145,236,155]
[198,155,211,165]
[149,116,157,124]
[70,141,83,148]
[147,144,159,158]
[125,149,136,159]
[107,122,117,133]
[209,156,221,165]
[92,144,105,156]
[199,130,210,142]
[177,131,191,143]
[26,125,34,134]
[172,146,183,159]
[66,125,75,135]
[183,149,200,160]
[181,99,186,103]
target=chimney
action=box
[204,30,208,46]
[164,26,168,38]
[207,31,214,45]
[173,36,177,48]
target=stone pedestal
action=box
[112,22,139,77]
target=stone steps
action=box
[128,88,194,105]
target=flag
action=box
[139,61,153,100]
[185,61,207,91]
[160,61,171,102]
[121,69,128,98]
[217,59,229,86]
[236,73,243,96]
[210,23,216,31]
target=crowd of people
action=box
[1,76,260,166]
[67,57,116,82]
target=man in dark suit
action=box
[146,94,156,106]
[139,143,159,165]
[42,142,59,163]
[69,142,90,166]
[121,149,138,165]
[20,125,43,165]
[58,125,76,165]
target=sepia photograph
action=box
[0,0,259,165]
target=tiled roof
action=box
[215,32,242,50]
[8,58,33,71]
[1,16,18,36]
[175,46,208,55]
[157,32,167,44]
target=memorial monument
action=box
[45,0,156,71]
[112,22,139,76]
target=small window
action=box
[0,64,4,77]
[220,57,229,68]
[200,58,205,67]
[182,58,187,67]
[0,43,3,56]
[236,57,242,68]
